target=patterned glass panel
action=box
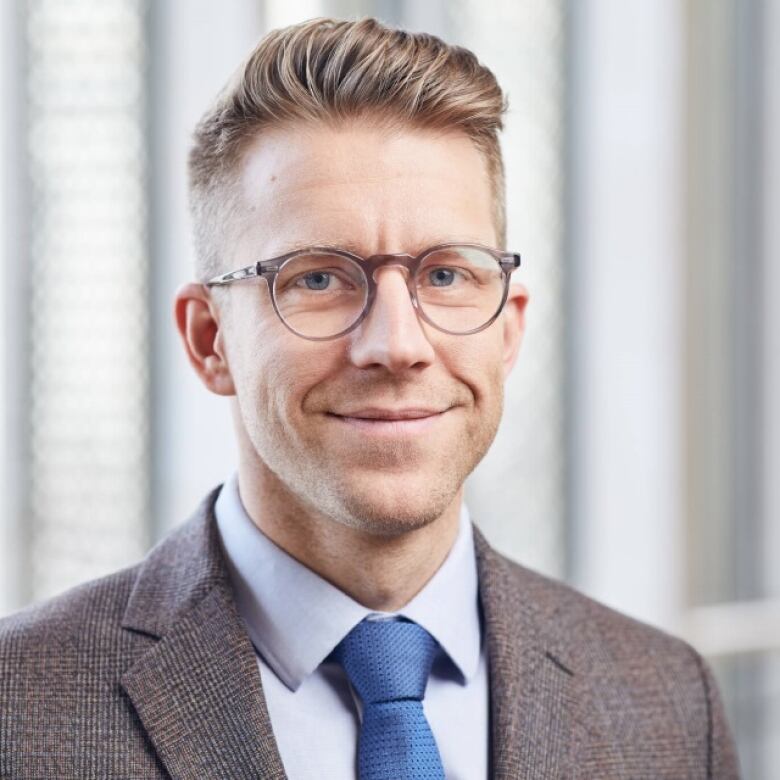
[26,0,150,601]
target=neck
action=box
[235,462,462,613]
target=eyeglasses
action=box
[205,242,522,341]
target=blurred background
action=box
[0,0,777,774]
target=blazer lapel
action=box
[473,526,585,779]
[119,487,287,780]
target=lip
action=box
[326,408,449,436]
[332,407,447,420]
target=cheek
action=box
[228,340,272,429]
[440,334,505,408]
[233,336,343,429]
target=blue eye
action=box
[303,271,330,290]
[429,268,456,287]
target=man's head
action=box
[176,17,529,538]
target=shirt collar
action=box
[214,472,482,692]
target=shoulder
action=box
[477,536,696,666]
[481,548,739,775]
[0,562,143,671]
[0,565,144,728]
[0,492,225,776]
[0,563,172,776]
[494,551,705,683]
[0,486,222,659]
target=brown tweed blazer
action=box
[0,485,739,779]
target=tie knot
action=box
[332,618,440,705]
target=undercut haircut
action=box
[188,16,508,282]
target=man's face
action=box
[215,120,527,536]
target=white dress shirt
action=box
[214,472,489,779]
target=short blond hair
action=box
[188,17,508,281]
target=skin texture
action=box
[175,120,529,611]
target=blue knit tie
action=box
[331,617,446,780]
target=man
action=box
[0,16,738,779]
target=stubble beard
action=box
[244,390,504,539]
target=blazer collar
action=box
[120,485,584,779]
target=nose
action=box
[348,266,436,371]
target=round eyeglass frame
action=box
[204,242,522,341]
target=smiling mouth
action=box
[331,408,447,420]
[326,408,449,435]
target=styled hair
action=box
[188,16,508,281]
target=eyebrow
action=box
[272,239,362,255]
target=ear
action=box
[500,282,529,379]
[173,282,236,396]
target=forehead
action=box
[233,119,496,255]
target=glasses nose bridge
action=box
[365,252,417,286]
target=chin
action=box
[319,469,462,538]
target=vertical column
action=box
[568,0,686,628]
[0,1,30,616]
[761,0,780,769]
[761,0,780,617]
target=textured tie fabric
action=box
[331,617,446,780]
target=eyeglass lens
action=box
[272,246,506,339]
